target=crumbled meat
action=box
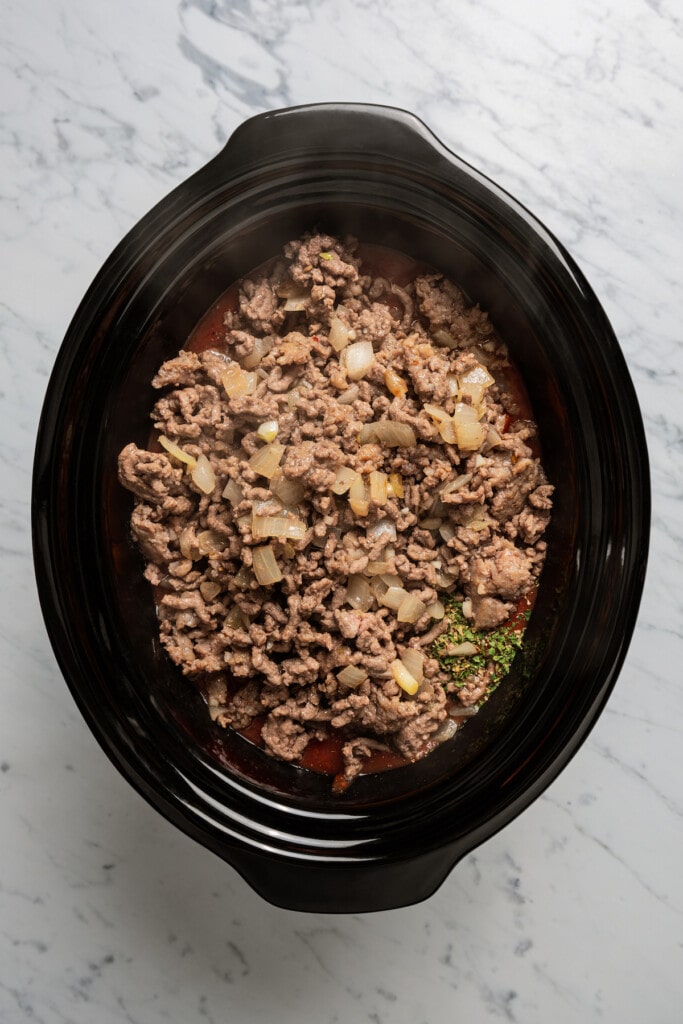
[215,680,262,729]
[261,716,311,762]
[118,444,185,505]
[285,233,361,289]
[282,439,344,491]
[456,673,492,706]
[466,539,534,602]
[514,507,551,545]
[239,276,286,334]
[394,684,448,759]
[130,504,177,563]
[341,737,391,781]
[151,350,202,388]
[118,232,552,787]
[470,595,514,630]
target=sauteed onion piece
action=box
[252,544,283,585]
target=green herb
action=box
[432,599,527,703]
[319,251,334,261]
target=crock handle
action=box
[228,841,466,914]
[211,102,470,180]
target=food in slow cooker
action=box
[118,233,553,786]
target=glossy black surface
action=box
[32,103,649,912]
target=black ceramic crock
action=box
[32,103,649,913]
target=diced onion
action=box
[441,473,473,496]
[461,383,485,406]
[381,586,409,611]
[200,581,221,602]
[423,403,458,444]
[158,434,196,470]
[345,340,375,381]
[252,544,283,585]
[328,313,351,352]
[179,527,197,560]
[458,363,495,407]
[191,454,216,494]
[456,421,487,451]
[345,574,374,612]
[366,560,394,576]
[397,593,426,623]
[278,282,311,311]
[438,419,457,444]
[366,518,397,545]
[369,471,388,505]
[222,478,244,505]
[432,329,458,349]
[284,296,310,312]
[221,363,257,398]
[462,598,473,619]
[449,704,479,719]
[196,529,224,555]
[391,659,419,696]
[248,443,285,479]
[384,367,408,398]
[251,514,307,542]
[337,384,359,405]
[446,373,459,397]
[423,403,450,424]
[419,517,442,531]
[432,719,458,743]
[280,540,296,560]
[435,569,457,588]
[337,665,368,688]
[460,363,495,389]
[233,566,254,589]
[343,538,364,561]
[387,473,404,498]
[370,576,389,602]
[242,335,275,369]
[257,420,279,443]
[484,427,502,450]
[448,641,480,657]
[400,648,424,685]
[349,475,370,517]
[270,472,306,506]
[277,279,308,298]
[460,510,489,532]
[224,604,247,629]
[358,421,417,447]
[331,466,360,495]
[380,573,403,588]
[453,402,479,425]
[426,600,446,620]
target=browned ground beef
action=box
[118,233,553,781]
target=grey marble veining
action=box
[2,0,682,1021]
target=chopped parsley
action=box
[432,599,529,703]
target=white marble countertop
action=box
[2,0,682,1020]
